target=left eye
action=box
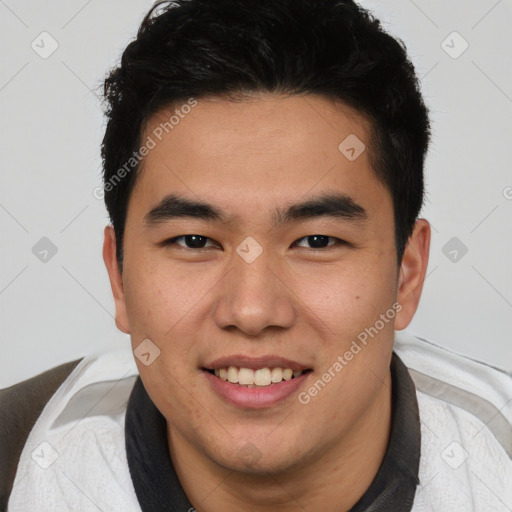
[293,235,341,249]
[165,235,218,249]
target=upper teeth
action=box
[214,366,303,386]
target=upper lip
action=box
[205,355,311,372]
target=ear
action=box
[103,225,131,334]
[394,219,431,330]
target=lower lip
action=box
[203,371,310,409]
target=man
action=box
[3,0,511,511]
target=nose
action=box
[213,246,296,337]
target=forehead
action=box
[129,94,391,225]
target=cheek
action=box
[123,265,207,418]
[123,261,210,340]
[290,257,397,340]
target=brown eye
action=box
[294,235,340,249]
[165,235,217,249]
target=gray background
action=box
[1,0,511,387]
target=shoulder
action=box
[394,330,512,438]
[394,331,512,511]
[0,359,83,512]
[3,347,140,512]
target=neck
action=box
[168,370,392,512]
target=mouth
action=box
[201,354,313,409]
[203,366,313,387]
[201,358,313,408]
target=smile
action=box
[202,357,313,408]
[207,366,311,387]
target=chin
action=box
[210,439,309,476]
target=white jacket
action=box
[8,331,512,511]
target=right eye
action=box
[162,235,219,249]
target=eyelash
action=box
[162,234,347,250]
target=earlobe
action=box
[102,225,131,334]
[394,219,431,330]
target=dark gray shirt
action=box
[125,352,421,511]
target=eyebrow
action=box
[143,193,367,227]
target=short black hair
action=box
[101,0,430,271]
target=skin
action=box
[103,93,430,512]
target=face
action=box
[104,93,429,475]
